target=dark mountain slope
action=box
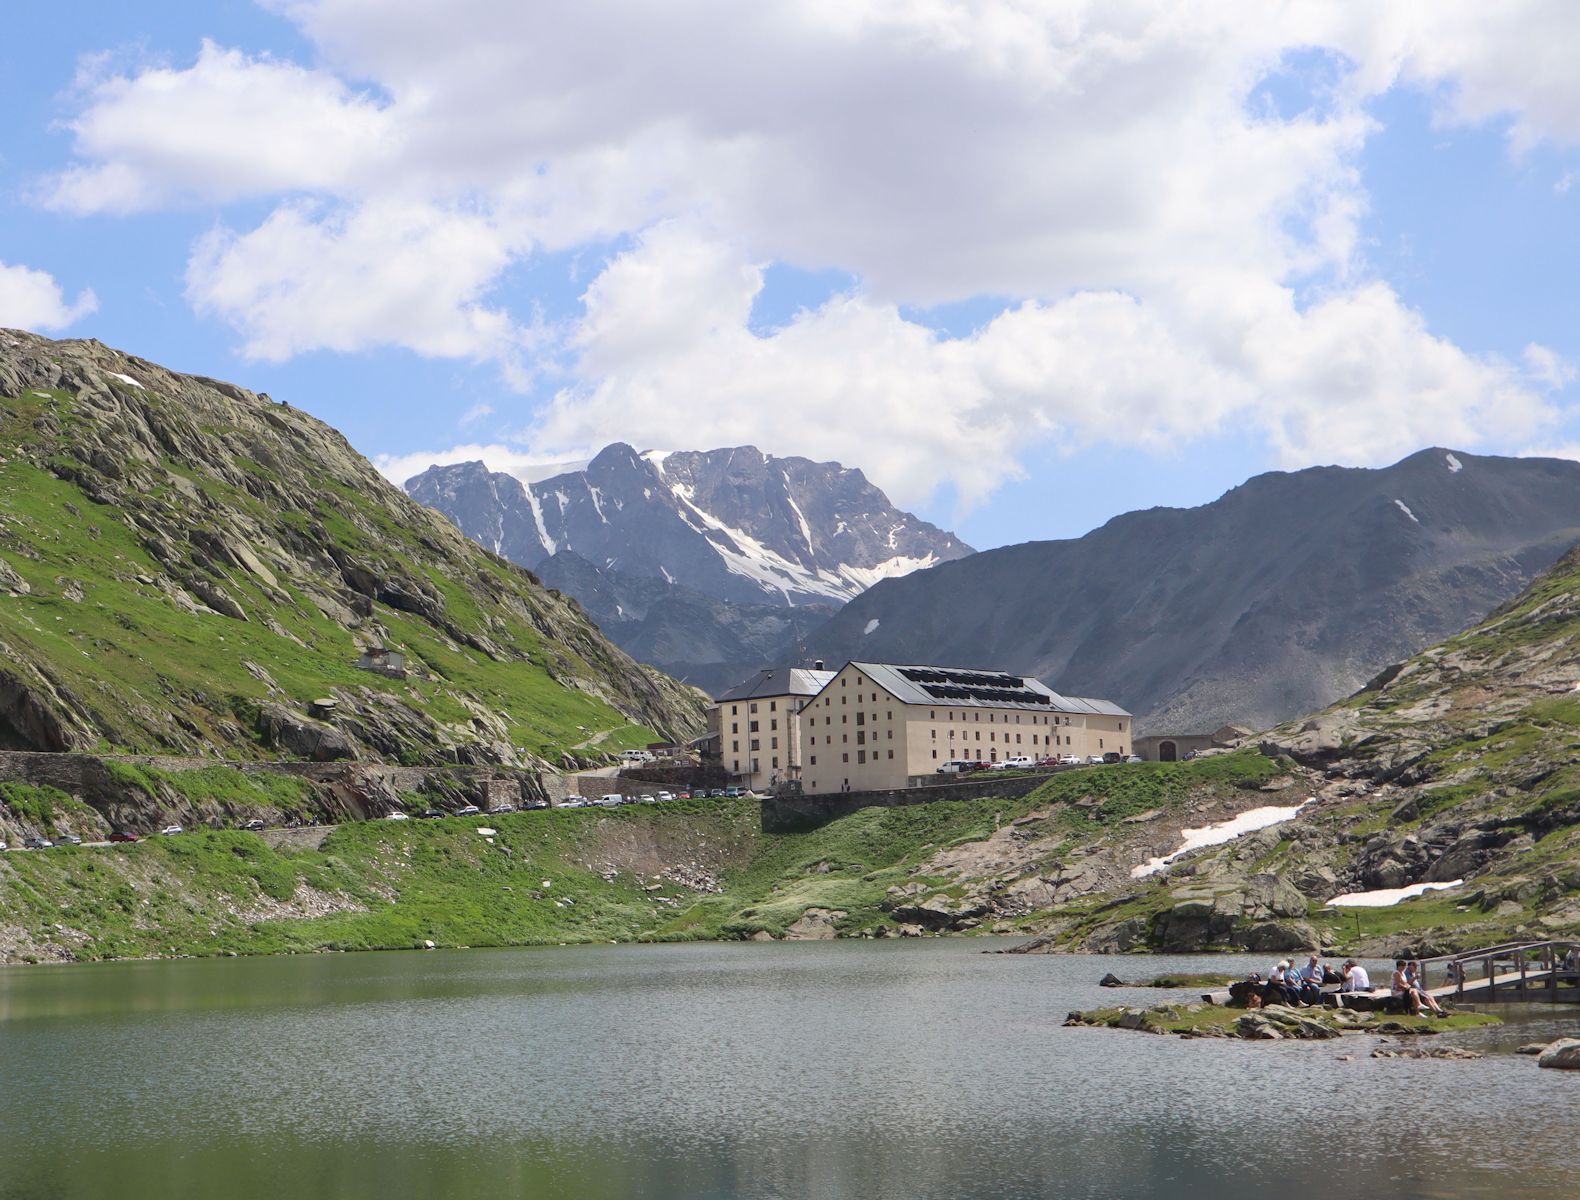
[807,449,1580,732]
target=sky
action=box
[3,1,1580,552]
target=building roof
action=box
[835,661,1131,716]
[715,667,836,703]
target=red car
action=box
[108,831,139,843]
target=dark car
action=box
[53,832,84,846]
[1102,751,1122,764]
[418,809,444,820]
[108,831,139,843]
[22,835,52,849]
[240,819,266,832]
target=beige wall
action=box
[716,692,814,791]
[798,664,1130,795]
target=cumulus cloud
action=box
[0,261,98,332]
[39,1,1580,505]
[185,199,530,371]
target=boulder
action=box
[1243,873,1310,919]
[1536,1038,1580,1070]
[1371,1045,1482,1060]
[784,908,846,940]
[0,557,30,596]
[1516,1042,1552,1056]
[1098,973,1129,988]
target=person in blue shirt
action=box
[1293,953,1325,1005]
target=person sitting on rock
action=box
[1293,953,1325,1005]
[1391,959,1445,1016]
[1339,959,1371,993]
[1263,960,1299,1006]
[1408,960,1446,1015]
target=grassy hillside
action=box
[0,332,702,765]
[0,754,1288,963]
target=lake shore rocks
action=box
[1536,1038,1580,1070]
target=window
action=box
[842,753,849,763]
[751,758,759,772]
[856,711,865,726]
[732,740,739,752]
[842,714,847,724]
[857,750,866,764]
[931,749,938,759]
[750,702,758,714]
[770,718,778,731]
[810,755,817,766]
[1099,738,1104,749]
[887,730,893,740]
[931,729,936,740]
[731,722,738,734]
[731,705,738,715]
[930,710,936,719]
[842,734,848,743]
[749,720,759,733]
[887,711,892,720]
[770,700,777,712]
[841,677,847,687]
[1016,734,1021,744]
[856,731,866,745]
[751,739,760,751]
[771,737,779,750]
[887,750,894,759]
[990,732,996,742]
[732,759,740,770]
[772,756,779,768]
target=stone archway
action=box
[1158,740,1178,762]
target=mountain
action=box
[406,444,972,608]
[0,330,703,767]
[805,449,1580,733]
[533,550,835,695]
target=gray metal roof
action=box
[831,662,1130,716]
[715,667,836,703]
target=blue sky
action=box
[3,2,1580,551]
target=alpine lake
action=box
[1,939,1576,1200]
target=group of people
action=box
[1247,953,1447,1016]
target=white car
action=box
[597,794,622,808]
[656,791,675,802]
[386,811,410,821]
[160,825,183,836]
[1057,754,1081,766]
[1126,755,1144,764]
[1084,755,1106,765]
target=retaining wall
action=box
[761,770,1056,833]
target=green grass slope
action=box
[0,331,702,765]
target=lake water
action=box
[1,940,1576,1199]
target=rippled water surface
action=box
[1,940,1576,1199]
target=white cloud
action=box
[373,444,589,488]
[0,261,98,332]
[458,402,495,427]
[38,2,1580,505]
[185,199,529,371]
[518,228,1558,507]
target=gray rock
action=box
[1537,1038,1580,1070]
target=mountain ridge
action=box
[804,447,1580,732]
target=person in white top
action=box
[1339,959,1371,993]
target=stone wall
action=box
[761,770,1054,833]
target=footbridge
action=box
[1417,939,1580,1004]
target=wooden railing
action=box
[1412,939,1580,1001]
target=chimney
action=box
[813,659,825,670]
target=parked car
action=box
[492,803,516,813]
[0,840,7,851]
[1126,755,1144,764]
[240,818,266,831]
[1057,754,1081,766]
[417,809,444,820]
[709,788,726,797]
[528,799,551,809]
[936,759,977,774]
[677,791,691,800]
[385,811,410,821]
[456,805,481,816]
[107,830,139,843]
[54,832,83,846]
[656,791,675,802]
[723,787,743,798]
[1083,755,1106,766]
[23,835,52,849]
[1001,756,1036,770]
[597,794,622,808]
[160,825,183,836]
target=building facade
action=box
[713,666,836,791]
[798,662,1130,795]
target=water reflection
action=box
[1,942,1576,1199]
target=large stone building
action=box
[798,662,1130,795]
[713,666,836,791]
